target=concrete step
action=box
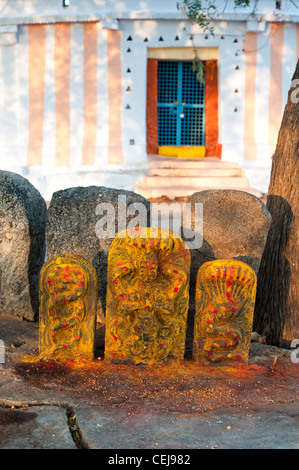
[139,155,262,200]
[138,175,250,188]
[137,186,262,199]
[148,155,240,170]
[149,167,246,177]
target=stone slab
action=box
[140,175,249,188]
[184,189,272,273]
[74,403,299,449]
[147,155,240,169]
[137,186,262,199]
[149,167,246,177]
[0,171,46,320]
[0,314,298,451]
[0,405,75,449]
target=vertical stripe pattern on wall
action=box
[28,25,46,166]
[107,29,124,165]
[82,22,98,165]
[205,60,222,158]
[55,23,71,166]
[268,22,284,152]
[244,32,258,161]
[146,58,158,154]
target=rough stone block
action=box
[0,171,46,320]
[39,254,98,361]
[105,227,190,364]
[193,259,257,365]
[183,189,271,273]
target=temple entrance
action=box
[146,49,221,158]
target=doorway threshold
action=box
[158,146,206,159]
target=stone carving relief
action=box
[193,259,257,365]
[39,254,98,361]
[105,227,190,364]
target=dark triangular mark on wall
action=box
[127,35,133,41]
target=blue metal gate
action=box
[157,61,205,146]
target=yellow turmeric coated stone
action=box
[105,227,191,364]
[193,259,257,365]
[39,254,98,361]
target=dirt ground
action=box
[1,313,298,416]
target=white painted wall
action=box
[216,21,247,164]
[0,1,298,198]
[0,0,299,23]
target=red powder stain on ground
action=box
[13,353,299,413]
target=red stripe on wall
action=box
[107,30,123,165]
[205,61,222,158]
[146,58,158,154]
[55,23,71,166]
[244,32,258,161]
[27,25,46,166]
[82,22,98,165]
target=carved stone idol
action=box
[105,227,190,364]
[39,254,98,361]
[193,259,257,365]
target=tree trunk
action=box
[253,60,299,347]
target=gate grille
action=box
[157,61,205,146]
